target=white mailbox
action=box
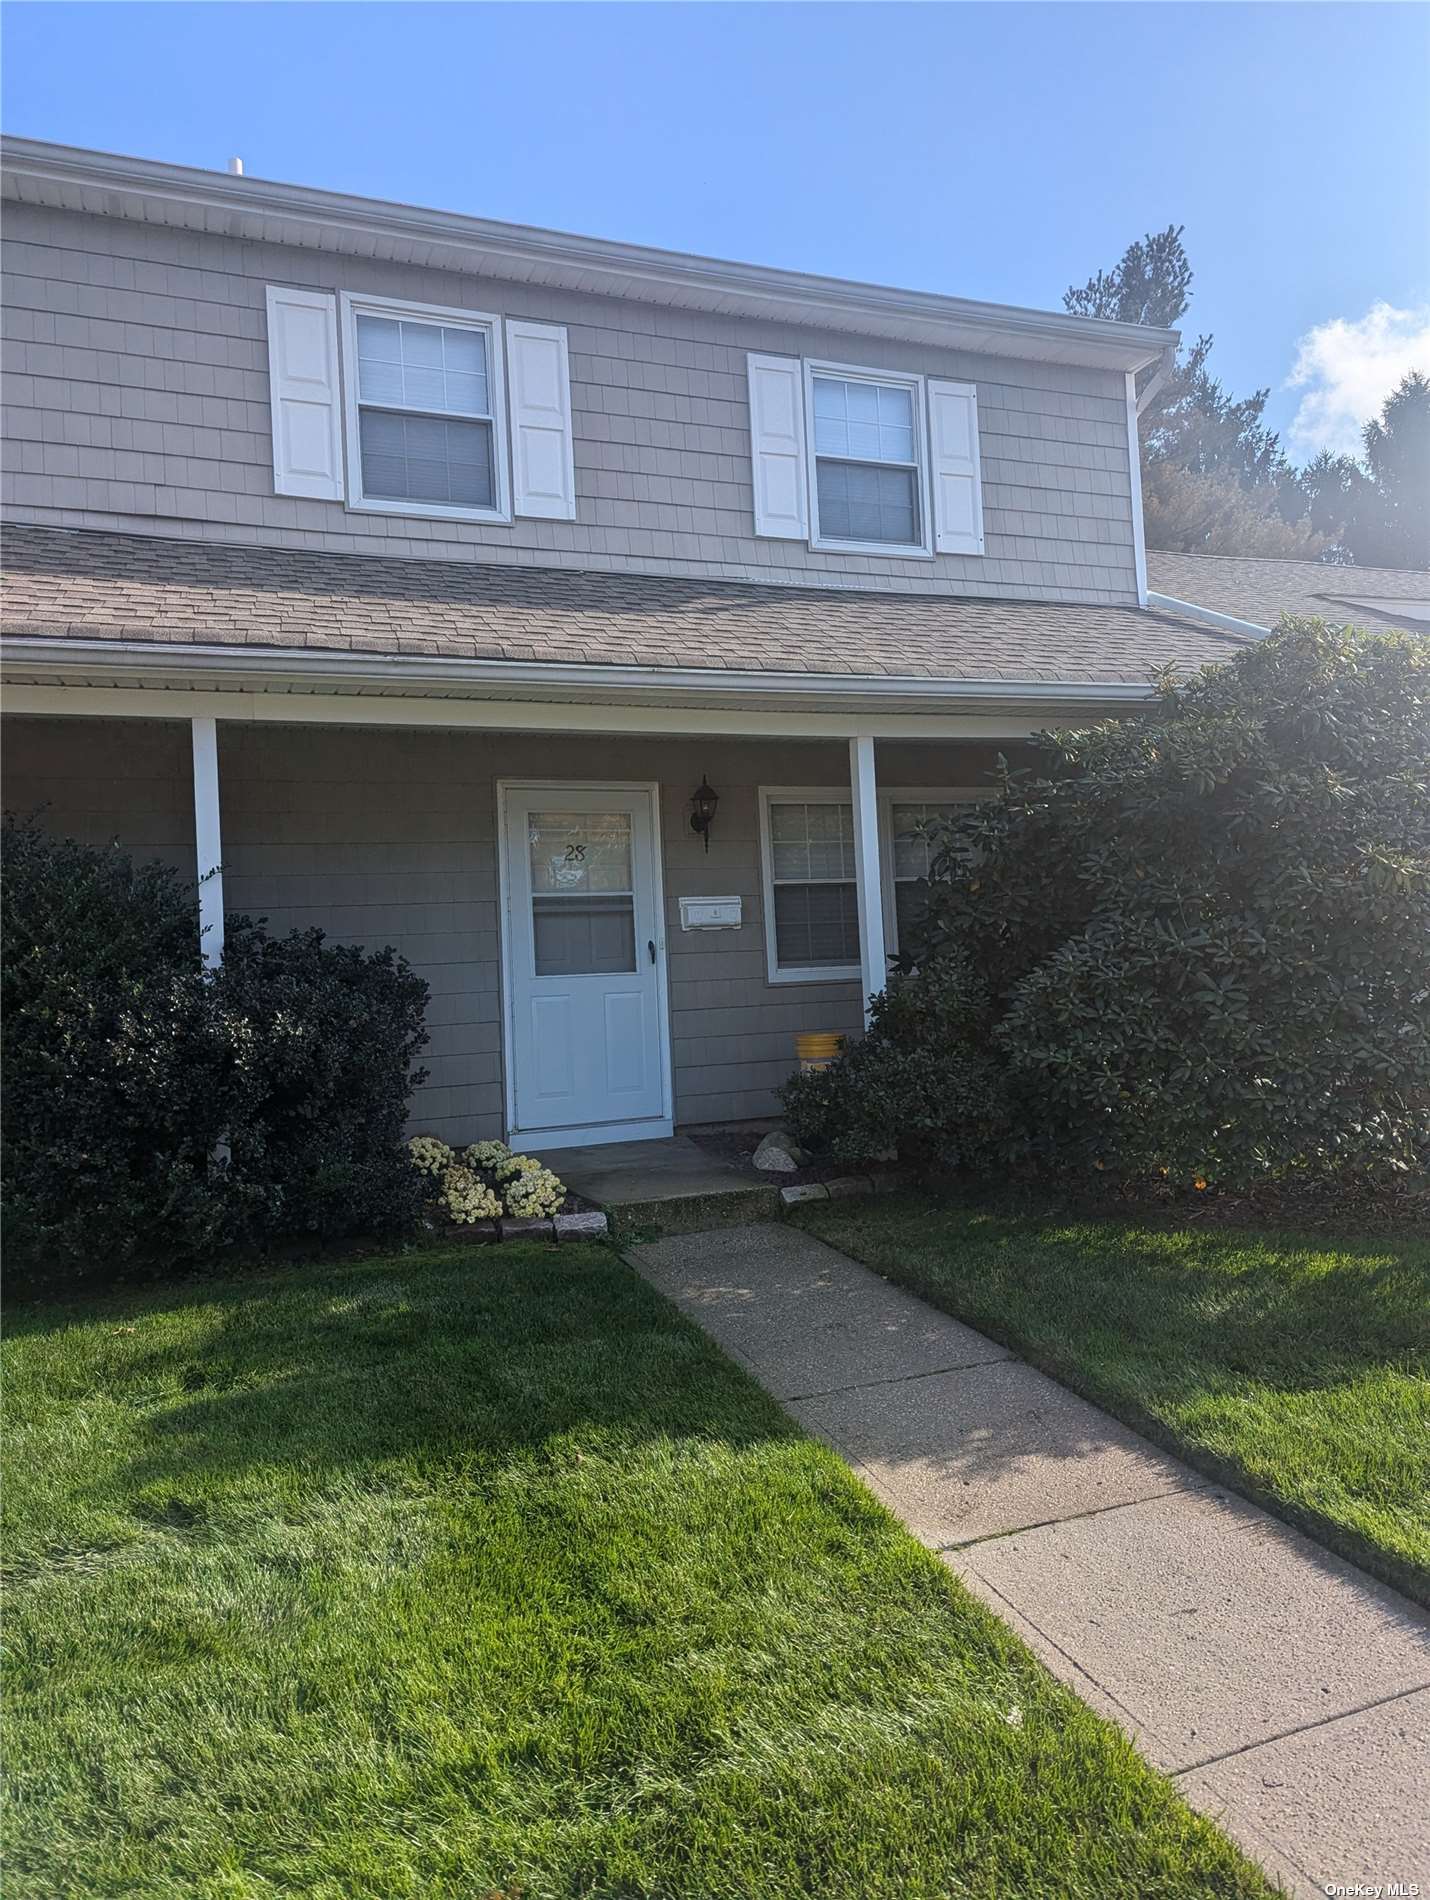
[679,895,742,931]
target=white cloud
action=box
[1285,301,1430,460]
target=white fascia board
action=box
[0,682,1065,741]
[1145,592,1271,639]
[1,139,1178,374]
[0,636,1158,717]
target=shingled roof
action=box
[1,526,1254,687]
[1148,550,1430,632]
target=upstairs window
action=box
[748,353,981,558]
[807,363,931,557]
[341,294,511,522]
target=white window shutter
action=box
[264,286,345,501]
[747,352,808,539]
[928,379,984,556]
[507,319,577,520]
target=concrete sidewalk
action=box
[629,1222,1430,1900]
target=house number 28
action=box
[564,843,588,862]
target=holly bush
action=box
[2,816,429,1282]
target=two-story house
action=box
[1,138,1254,1151]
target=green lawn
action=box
[2,1243,1271,1899]
[795,1192,1430,1604]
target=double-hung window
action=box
[880,795,967,951]
[748,352,981,556]
[760,786,977,983]
[760,791,862,982]
[342,294,510,521]
[807,363,931,556]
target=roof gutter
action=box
[0,635,1159,713]
[1146,592,1270,639]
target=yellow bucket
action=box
[795,1031,845,1074]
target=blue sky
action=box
[4,1,1427,461]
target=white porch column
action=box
[191,716,225,967]
[848,733,887,1025]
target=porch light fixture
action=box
[689,776,720,852]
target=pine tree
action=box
[1064,227,1291,495]
[1355,372,1430,568]
[1067,233,1428,567]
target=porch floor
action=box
[537,1134,755,1207]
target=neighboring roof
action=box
[0,526,1249,692]
[0,137,1177,377]
[1148,551,1430,634]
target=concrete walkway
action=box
[628,1222,1430,1900]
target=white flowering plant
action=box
[494,1152,542,1183]
[413,1134,568,1227]
[462,1139,511,1171]
[438,1164,503,1224]
[502,1164,566,1219]
[408,1134,455,1179]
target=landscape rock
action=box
[753,1130,809,1173]
[780,1182,829,1204]
[825,1175,873,1200]
[554,1210,610,1242]
[499,1216,556,1242]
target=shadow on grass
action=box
[9,1244,809,1530]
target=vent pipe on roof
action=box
[227,157,244,176]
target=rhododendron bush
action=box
[784,621,1430,1188]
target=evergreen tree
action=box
[1141,462,1324,557]
[1068,232,1428,567]
[1354,371,1430,567]
[1063,223,1192,331]
[1294,450,1369,563]
[1065,227,1292,494]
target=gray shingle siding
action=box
[2,203,1140,605]
[2,717,1013,1140]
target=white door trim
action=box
[496,778,674,1149]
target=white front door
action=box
[501,783,671,1147]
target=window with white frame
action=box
[759,787,980,983]
[808,364,929,555]
[760,792,861,981]
[267,286,577,520]
[343,294,509,520]
[883,797,964,950]
[747,352,982,557]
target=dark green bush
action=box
[2,816,430,1281]
[795,621,1430,1188]
[781,957,1006,1169]
[216,921,428,1241]
[2,819,249,1276]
